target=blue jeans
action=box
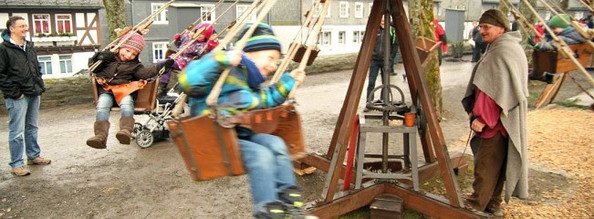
[5,95,42,168]
[366,59,392,102]
[239,133,296,213]
[96,93,134,121]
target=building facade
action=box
[0,0,103,78]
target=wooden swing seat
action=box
[533,43,593,77]
[167,104,306,181]
[90,76,160,113]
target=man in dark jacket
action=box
[0,16,51,176]
[365,16,398,111]
[471,21,487,62]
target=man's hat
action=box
[479,9,510,31]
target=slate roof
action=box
[0,0,103,9]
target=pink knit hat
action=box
[194,22,214,39]
[120,32,145,53]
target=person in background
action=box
[461,9,529,217]
[0,16,51,176]
[434,18,448,65]
[471,21,487,62]
[364,16,398,112]
[534,21,545,43]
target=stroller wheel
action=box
[136,130,154,149]
[132,123,144,137]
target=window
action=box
[544,11,551,21]
[237,5,257,23]
[152,3,168,24]
[59,55,73,74]
[311,0,331,18]
[369,3,373,16]
[338,31,346,45]
[152,42,168,63]
[319,31,331,46]
[201,5,215,22]
[38,56,52,75]
[55,14,72,34]
[575,11,584,20]
[32,14,50,35]
[339,2,349,18]
[353,31,364,44]
[354,2,363,18]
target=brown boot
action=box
[86,121,110,149]
[116,116,134,144]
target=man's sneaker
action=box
[27,157,51,165]
[255,201,288,219]
[11,166,31,176]
[284,204,319,219]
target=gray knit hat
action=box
[479,9,510,31]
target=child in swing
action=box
[179,23,316,218]
[158,22,219,97]
[86,32,174,149]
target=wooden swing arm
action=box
[207,0,278,108]
[503,0,544,40]
[285,0,331,100]
[517,0,594,89]
[270,0,324,84]
[158,0,241,76]
[89,0,176,72]
[538,0,594,47]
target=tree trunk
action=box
[408,0,443,118]
[102,0,126,42]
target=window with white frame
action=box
[369,3,373,16]
[201,5,215,22]
[38,56,52,75]
[55,14,72,34]
[353,30,364,44]
[575,11,584,20]
[59,55,73,74]
[152,42,168,63]
[236,5,257,23]
[354,2,363,18]
[338,31,346,45]
[339,2,349,18]
[319,31,331,46]
[32,14,50,35]
[544,11,551,20]
[311,0,331,18]
[152,3,168,24]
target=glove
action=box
[92,50,116,62]
[157,58,175,72]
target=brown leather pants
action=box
[467,132,508,211]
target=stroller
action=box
[132,86,186,148]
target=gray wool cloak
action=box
[462,31,530,202]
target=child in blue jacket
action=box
[179,23,315,218]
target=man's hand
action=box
[471,119,486,133]
[290,69,306,86]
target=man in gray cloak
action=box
[461,9,529,217]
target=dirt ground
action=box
[1,56,593,218]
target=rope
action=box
[568,72,594,100]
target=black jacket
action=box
[0,29,45,99]
[372,26,398,61]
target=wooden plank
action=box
[310,184,386,218]
[388,0,462,206]
[535,72,566,109]
[384,184,482,219]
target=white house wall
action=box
[273,25,366,56]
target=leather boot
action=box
[116,116,134,144]
[86,121,110,149]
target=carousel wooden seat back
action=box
[533,43,593,77]
[167,0,322,181]
[90,76,160,113]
